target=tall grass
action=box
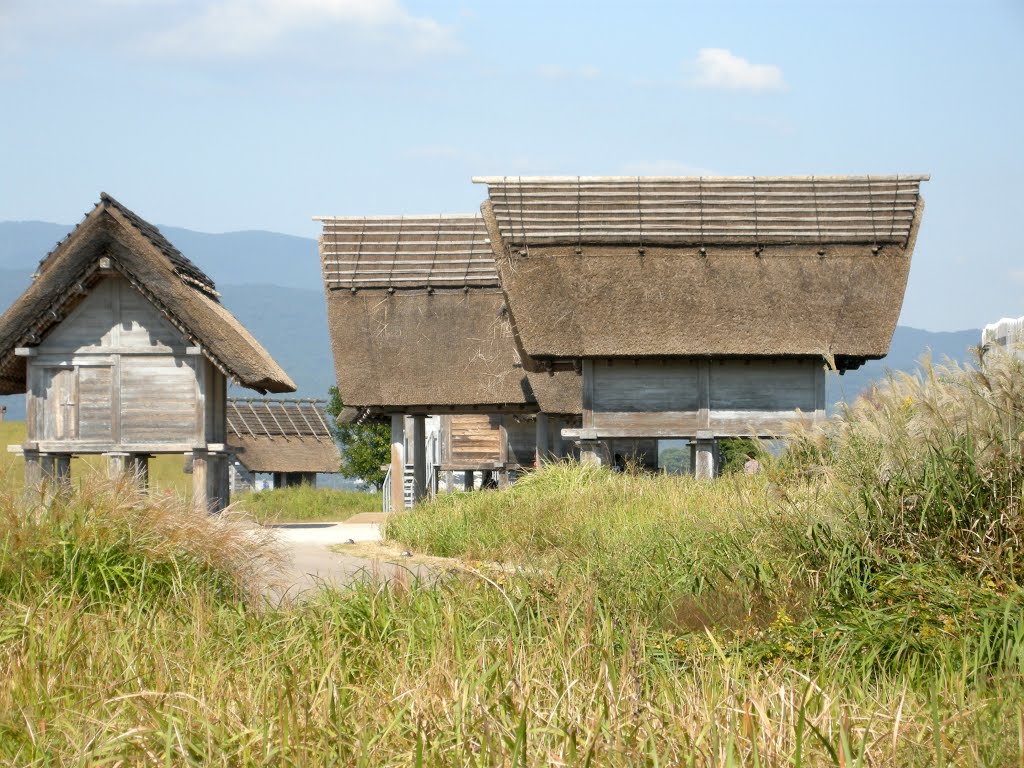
[1,351,1022,764]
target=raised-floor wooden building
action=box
[227,398,341,491]
[476,175,928,477]
[316,214,580,510]
[0,194,295,509]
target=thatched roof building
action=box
[476,175,928,372]
[315,214,579,415]
[227,398,340,475]
[0,193,295,395]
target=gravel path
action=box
[262,520,434,604]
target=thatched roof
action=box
[0,194,295,395]
[475,175,928,370]
[316,215,580,414]
[227,398,341,474]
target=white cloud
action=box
[690,48,786,91]
[150,0,456,58]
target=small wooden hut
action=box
[316,214,580,510]
[476,175,928,477]
[227,398,341,491]
[0,194,295,509]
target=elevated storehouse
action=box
[476,175,928,476]
[316,214,580,510]
[0,194,295,509]
[227,398,341,491]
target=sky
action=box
[1,0,1022,332]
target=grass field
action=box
[0,350,1022,764]
[236,484,381,523]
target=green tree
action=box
[717,437,765,474]
[326,386,390,489]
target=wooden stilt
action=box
[390,414,405,513]
[694,432,716,480]
[24,449,41,488]
[412,414,427,503]
[127,454,150,489]
[535,413,549,466]
[463,470,474,491]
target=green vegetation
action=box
[237,484,381,523]
[0,349,1021,764]
[327,385,390,488]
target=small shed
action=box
[316,214,581,509]
[227,398,341,491]
[0,194,295,509]
[476,175,928,476]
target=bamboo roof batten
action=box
[319,214,498,290]
[226,398,334,440]
[475,176,927,247]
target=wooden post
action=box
[193,449,228,512]
[127,454,150,490]
[463,470,474,491]
[552,417,565,459]
[694,431,715,480]
[580,440,602,466]
[412,414,427,503]
[535,413,549,466]
[54,454,72,489]
[106,453,129,479]
[39,453,56,481]
[390,414,405,513]
[23,449,41,488]
[192,450,210,511]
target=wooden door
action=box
[33,367,78,441]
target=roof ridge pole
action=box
[812,175,825,256]
[867,175,879,253]
[699,177,706,257]
[517,176,529,258]
[427,213,442,293]
[575,176,582,255]
[890,173,900,243]
[636,176,645,255]
[388,216,404,292]
[351,216,367,292]
[247,401,272,439]
[464,220,476,288]
[752,177,762,257]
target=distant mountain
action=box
[0,219,983,430]
[0,220,322,291]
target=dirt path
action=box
[261,521,455,604]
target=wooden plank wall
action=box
[26,276,208,453]
[587,358,823,438]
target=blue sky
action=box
[1,0,1022,331]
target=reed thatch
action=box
[227,399,341,474]
[476,176,927,370]
[318,215,580,415]
[0,194,295,395]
